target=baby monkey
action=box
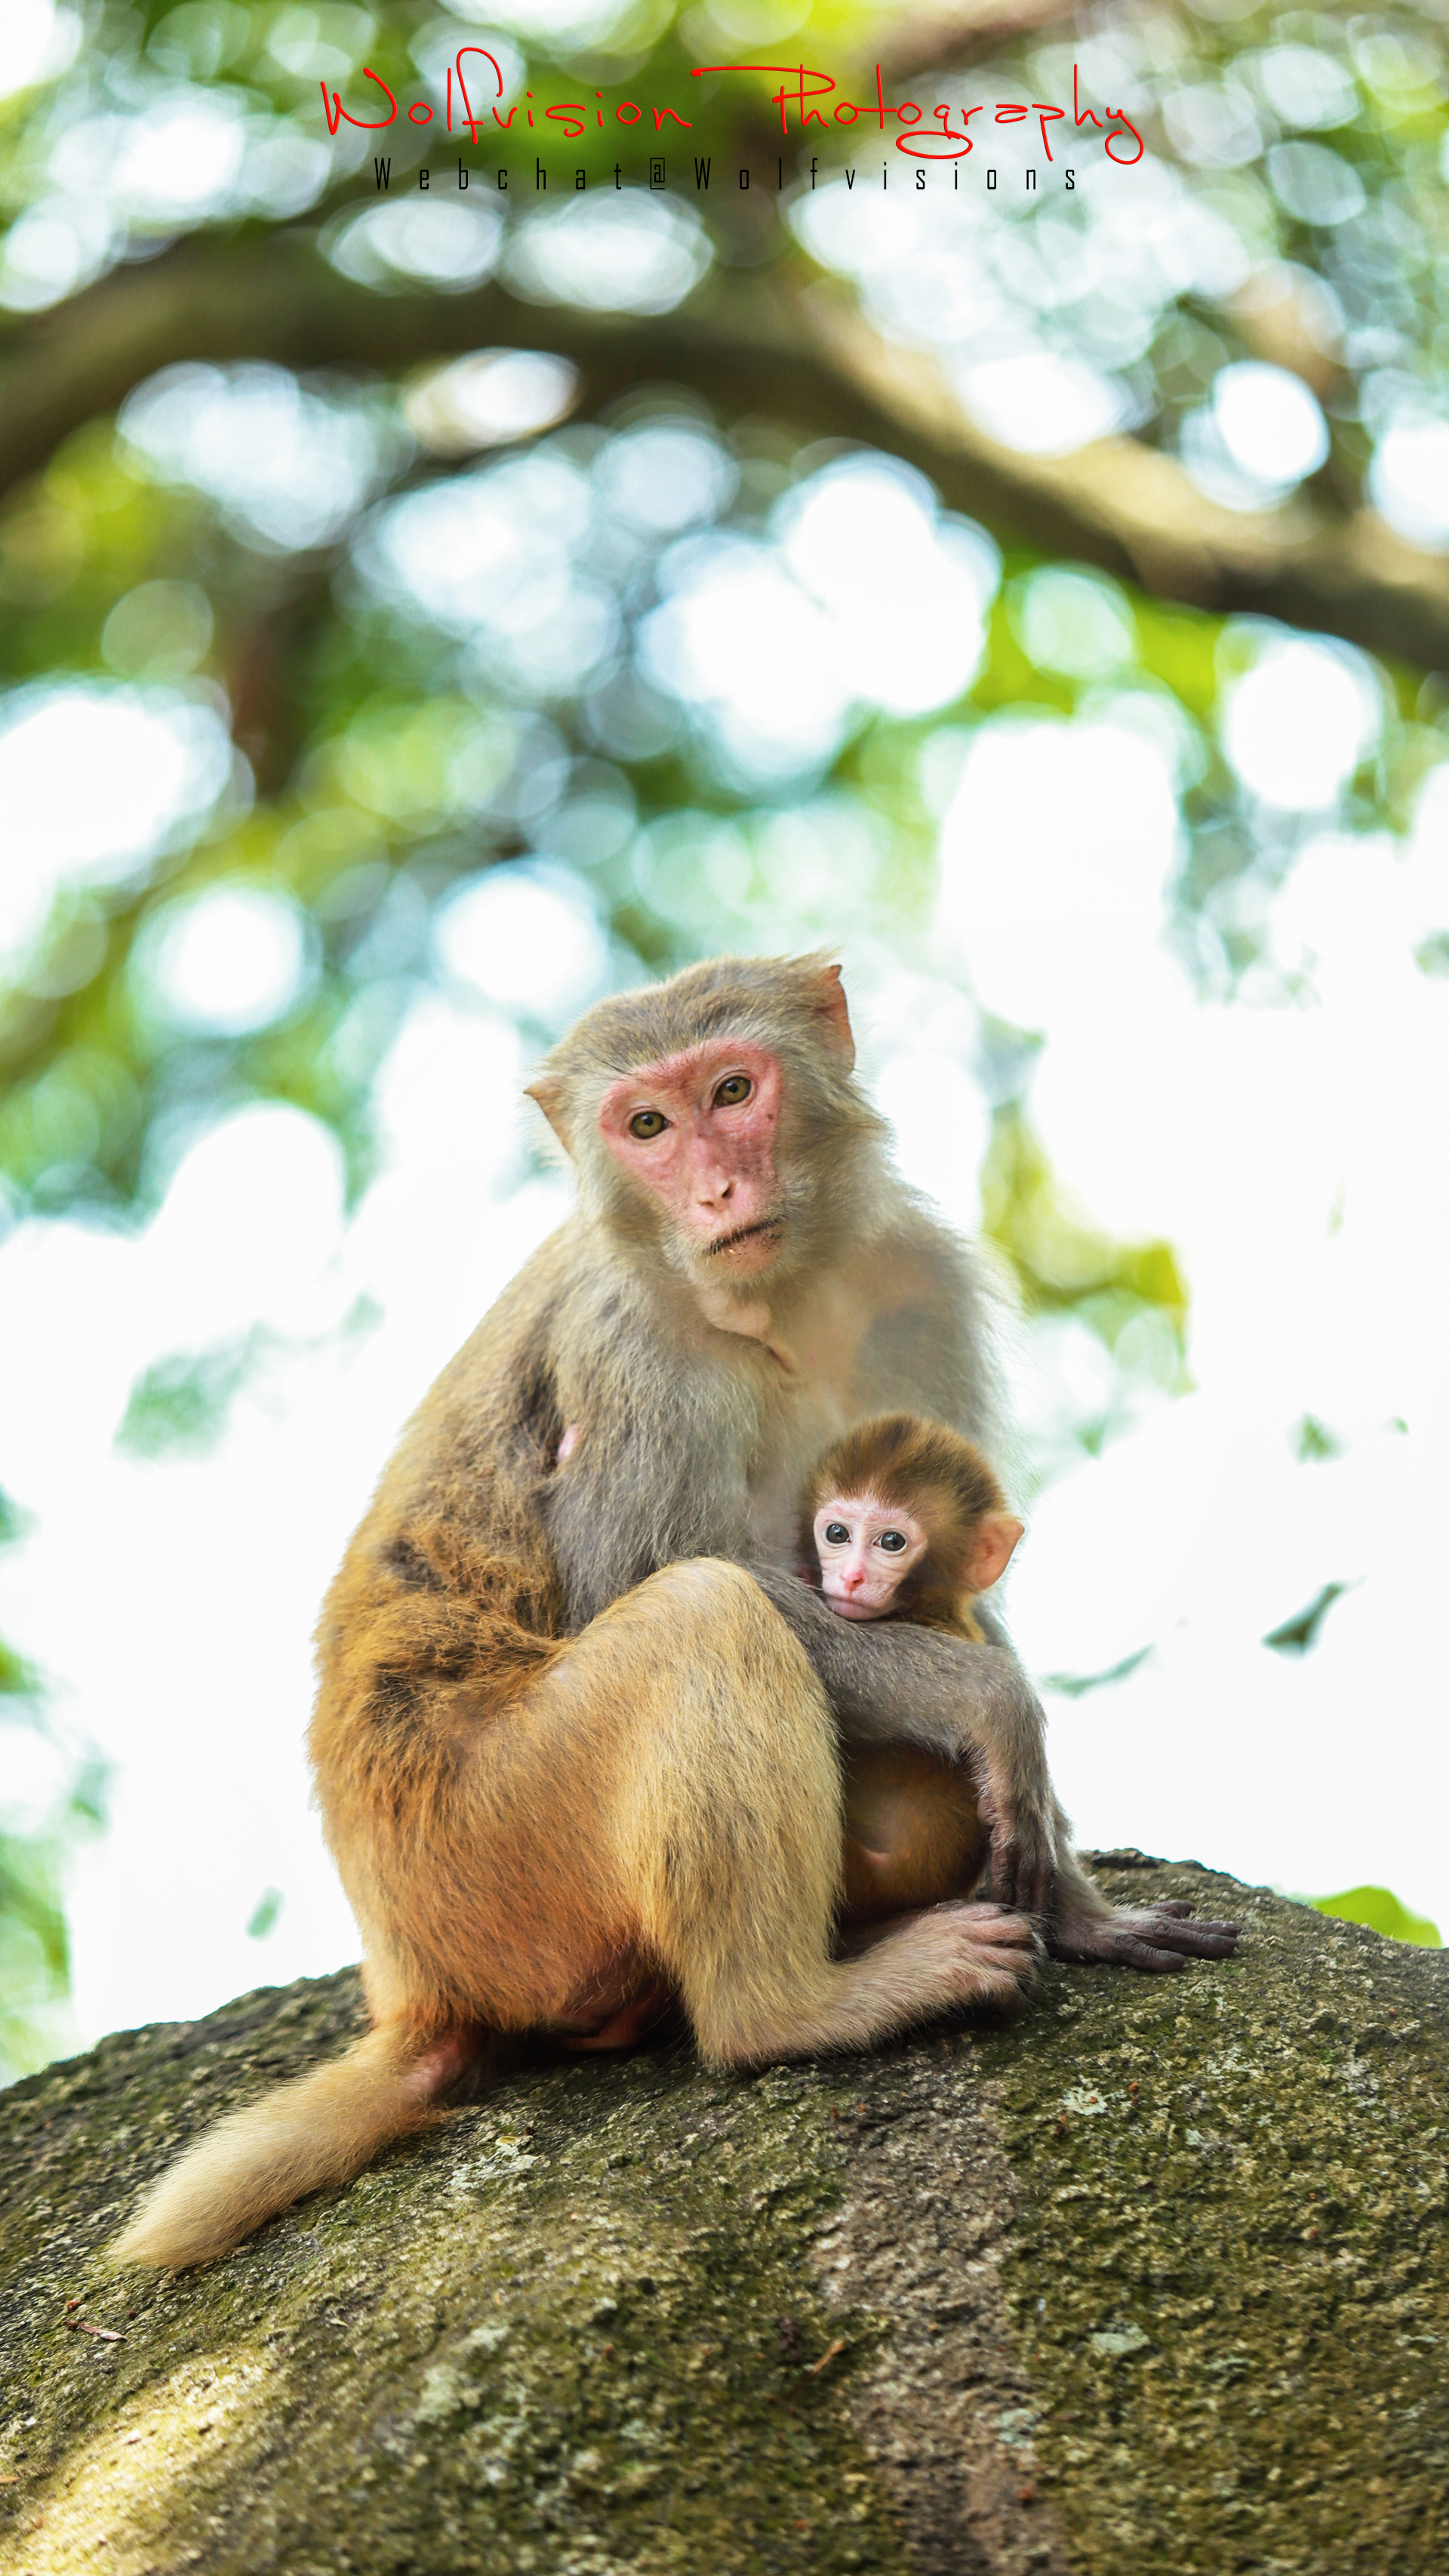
[800,1415,1025,1926]
[804,1414,1023,1640]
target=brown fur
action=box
[113,953,1237,2273]
[803,1414,1019,1924]
[800,1411,1016,1641]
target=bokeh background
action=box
[2,0,1447,2080]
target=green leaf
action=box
[115,1337,258,1460]
[1311,1886,1441,1949]
[1263,1582,1350,1656]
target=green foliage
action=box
[245,1887,285,1940]
[1262,1580,1352,1654]
[1312,1885,1443,1948]
[1292,1413,1344,1463]
[1041,1645,1155,1699]
[0,1744,109,2082]
[0,1480,109,2080]
[115,1334,262,1460]
[0,1633,38,1699]
[980,1106,1189,1350]
[115,1297,380,1460]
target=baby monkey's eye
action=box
[713,1074,752,1106]
[877,1529,909,1553]
[823,1522,851,1546]
[629,1109,668,1140]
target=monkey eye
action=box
[713,1074,752,1107]
[628,1109,668,1140]
[823,1522,851,1547]
[878,1529,909,1553]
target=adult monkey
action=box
[115,954,1236,2270]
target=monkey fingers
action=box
[931,1899,1040,2008]
[1047,1907,1241,1972]
[898,1899,1040,2013]
[943,1898,1041,1960]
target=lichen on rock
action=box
[0,1860,1444,2574]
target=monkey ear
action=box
[810,962,855,1068]
[525,1075,573,1156]
[965,1513,1024,1594]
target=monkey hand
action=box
[1048,1884,1241,1974]
[921,1899,1041,2014]
[838,1899,1039,2014]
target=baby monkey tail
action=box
[109,2022,476,2272]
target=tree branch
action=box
[2,231,1446,669]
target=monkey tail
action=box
[109,2023,474,2272]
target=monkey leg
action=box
[567,1559,1036,2063]
[841,1745,990,1925]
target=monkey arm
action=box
[750,1577,1240,1965]
[746,1565,1057,1919]
[966,1608,1238,1962]
[975,1590,1239,1963]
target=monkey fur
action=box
[800,1411,1023,1641]
[801,1413,1025,1926]
[113,954,1238,2270]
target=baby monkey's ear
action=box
[964,1513,1024,1594]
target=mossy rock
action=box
[1,1859,1446,2574]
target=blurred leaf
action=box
[246,1887,284,1940]
[0,1726,108,2083]
[1263,1581,1351,1656]
[0,1636,39,1698]
[115,1298,382,1461]
[1312,1885,1441,1949]
[1293,1415,1343,1464]
[981,1106,1188,1337]
[1041,1645,1155,1699]
[67,1755,112,1835]
[115,1334,260,1461]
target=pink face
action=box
[598,1040,784,1276]
[812,1496,928,1620]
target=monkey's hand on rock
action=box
[924,1900,1041,2012]
[748,1566,1057,1919]
[835,1899,1039,2014]
[1049,1879,1241,1974]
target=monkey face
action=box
[812,1497,929,1620]
[596,1039,786,1278]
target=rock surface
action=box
[1,1857,1446,2576]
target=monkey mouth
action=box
[706,1216,784,1260]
